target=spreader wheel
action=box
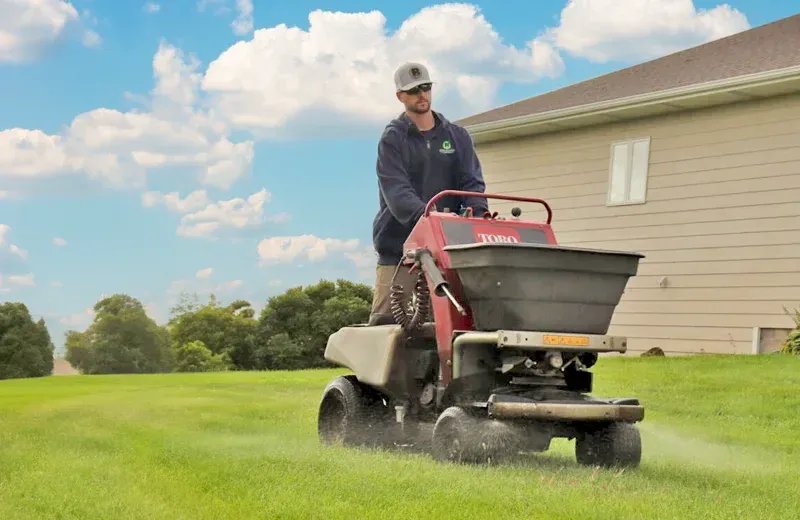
[575,421,642,468]
[317,375,390,448]
[431,406,479,463]
[431,406,509,465]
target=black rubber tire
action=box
[575,421,642,468]
[431,406,479,463]
[317,375,390,448]
[430,406,508,465]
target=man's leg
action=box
[369,264,417,326]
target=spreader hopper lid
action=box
[443,242,644,275]
[443,241,645,258]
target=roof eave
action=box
[464,65,800,144]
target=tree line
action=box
[0,279,374,379]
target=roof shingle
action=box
[457,14,800,127]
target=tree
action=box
[52,278,374,376]
[256,279,373,369]
[173,340,233,372]
[255,332,317,371]
[0,302,55,380]
[167,294,258,370]
[64,294,173,374]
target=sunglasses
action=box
[404,83,432,95]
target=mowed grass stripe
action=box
[1,355,799,519]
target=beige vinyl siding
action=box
[475,92,800,355]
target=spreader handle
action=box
[423,190,553,223]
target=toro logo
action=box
[472,225,521,244]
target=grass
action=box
[1,355,799,519]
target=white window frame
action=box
[606,137,651,206]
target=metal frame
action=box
[487,400,645,422]
[496,330,628,352]
[451,329,629,379]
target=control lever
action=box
[413,248,467,316]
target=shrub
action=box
[780,306,800,355]
[173,340,232,372]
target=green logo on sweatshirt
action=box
[439,140,454,154]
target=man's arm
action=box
[454,126,490,216]
[376,130,426,226]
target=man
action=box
[368,61,489,326]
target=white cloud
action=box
[231,0,253,36]
[196,267,213,279]
[257,234,361,263]
[53,237,67,246]
[0,1,754,205]
[142,189,211,212]
[345,247,378,281]
[0,41,254,191]
[0,272,35,293]
[215,279,243,292]
[542,0,750,63]
[200,3,564,134]
[163,275,244,313]
[81,29,101,48]
[0,224,29,259]
[0,1,102,63]
[143,187,283,238]
[78,7,102,49]
[176,188,273,238]
[0,0,79,63]
[5,273,35,286]
[345,247,377,269]
[9,243,27,259]
[0,225,33,292]
[52,280,63,287]
[60,306,95,328]
[177,221,220,238]
[144,2,160,13]
[197,0,252,35]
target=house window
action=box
[607,137,650,205]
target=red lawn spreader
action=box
[317,190,646,468]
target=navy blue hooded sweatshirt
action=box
[372,111,489,266]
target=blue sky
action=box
[0,0,796,353]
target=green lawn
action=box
[1,355,799,519]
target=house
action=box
[456,14,800,356]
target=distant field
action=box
[1,355,799,519]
